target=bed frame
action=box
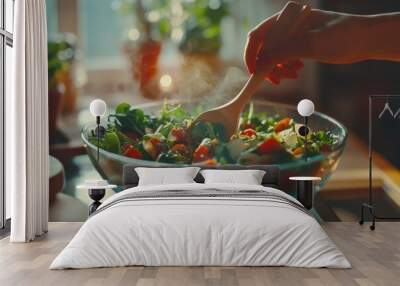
[122,165,280,189]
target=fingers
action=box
[244,1,305,74]
[290,4,312,36]
[255,2,311,74]
[244,1,312,83]
[260,33,312,84]
[268,68,294,85]
[266,60,304,85]
[244,13,279,74]
[276,1,310,36]
[259,2,307,55]
[255,6,313,84]
[244,33,262,74]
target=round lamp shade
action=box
[90,99,107,117]
[297,99,315,117]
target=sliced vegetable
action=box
[200,159,218,166]
[278,128,298,149]
[122,144,143,159]
[193,144,210,162]
[274,117,292,132]
[143,134,166,159]
[240,128,257,138]
[257,138,282,154]
[292,147,303,156]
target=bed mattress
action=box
[50,183,350,269]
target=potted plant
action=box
[178,0,228,71]
[112,0,169,98]
[48,34,77,142]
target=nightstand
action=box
[77,180,117,215]
[289,176,321,210]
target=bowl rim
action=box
[81,99,348,168]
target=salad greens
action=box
[89,102,338,166]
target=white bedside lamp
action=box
[297,99,315,160]
[297,99,314,117]
[90,99,107,161]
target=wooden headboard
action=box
[122,165,280,189]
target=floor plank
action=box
[0,222,399,286]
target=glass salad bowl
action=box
[81,100,347,193]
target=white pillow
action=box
[135,167,200,186]
[200,169,266,185]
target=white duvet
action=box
[50,183,350,269]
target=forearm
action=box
[360,13,400,61]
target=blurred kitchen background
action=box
[45,0,400,222]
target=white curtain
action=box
[8,0,49,242]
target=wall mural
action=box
[46,0,400,223]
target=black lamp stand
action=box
[304,116,308,160]
[296,180,313,209]
[298,116,309,161]
[359,95,400,230]
[96,115,100,162]
[88,188,106,215]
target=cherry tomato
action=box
[122,144,143,159]
[240,128,257,137]
[257,138,282,154]
[170,127,187,143]
[274,117,291,132]
[193,144,210,162]
[202,159,217,166]
[292,147,303,156]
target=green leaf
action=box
[160,104,190,123]
[103,131,121,154]
[190,121,226,146]
[158,18,171,38]
[115,102,131,114]
[190,121,214,145]
[212,123,226,142]
[214,144,234,164]
[157,151,186,164]
[202,25,220,39]
[89,130,121,154]
[156,122,174,138]
[112,108,150,136]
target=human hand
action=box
[244,1,369,84]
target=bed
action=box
[50,165,350,269]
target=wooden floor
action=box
[0,222,399,286]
